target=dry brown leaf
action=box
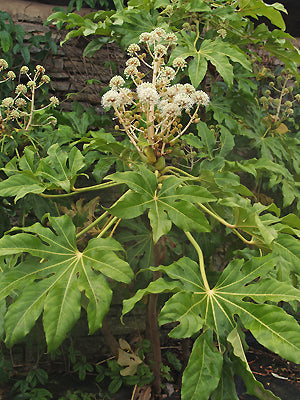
[132,385,152,400]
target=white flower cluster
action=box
[101,28,210,156]
[102,76,134,110]
[137,83,159,104]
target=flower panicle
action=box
[101,28,210,158]
[0,64,59,129]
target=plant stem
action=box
[232,228,254,245]
[198,204,255,244]
[25,86,35,131]
[185,231,210,291]
[72,181,121,192]
[39,181,121,198]
[147,241,163,396]
[164,165,200,180]
[40,191,78,199]
[198,203,236,229]
[76,211,109,239]
[100,317,119,356]
[97,216,118,238]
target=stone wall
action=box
[0,0,125,110]
[1,0,299,111]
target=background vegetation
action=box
[0,1,299,399]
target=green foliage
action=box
[0,11,56,75]
[66,0,111,12]
[12,368,53,400]
[0,215,133,351]
[0,2,299,400]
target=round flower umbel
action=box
[101,28,210,161]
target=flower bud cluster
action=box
[101,28,210,159]
[259,69,298,126]
[0,59,16,83]
[0,64,59,129]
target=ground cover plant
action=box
[0,1,300,399]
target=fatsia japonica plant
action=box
[0,25,299,400]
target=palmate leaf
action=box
[211,356,240,400]
[171,32,251,87]
[0,171,45,202]
[123,254,300,362]
[37,144,86,192]
[228,328,280,400]
[117,219,154,270]
[273,233,300,275]
[0,145,86,201]
[122,254,300,398]
[107,168,216,242]
[238,0,287,30]
[181,329,223,400]
[0,215,133,351]
[112,9,165,48]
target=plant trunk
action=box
[100,316,119,356]
[147,240,164,397]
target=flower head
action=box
[192,90,210,106]
[127,43,140,55]
[183,84,196,95]
[119,88,134,106]
[139,32,152,43]
[109,75,125,88]
[161,102,181,119]
[41,75,51,84]
[165,33,177,44]
[15,84,27,95]
[50,96,59,106]
[172,57,187,70]
[20,66,29,74]
[124,65,139,78]
[136,82,160,104]
[101,90,122,110]
[155,44,167,56]
[9,109,20,120]
[0,59,8,70]
[15,98,27,108]
[7,71,16,80]
[1,97,14,108]
[126,57,140,67]
[35,65,45,74]
[152,27,167,41]
[173,93,194,112]
[27,80,36,89]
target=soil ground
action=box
[1,336,299,400]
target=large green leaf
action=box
[172,33,251,86]
[37,144,85,192]
[0,172,45,202]
[112,9,164,48]
[181,330,223,400]
[238,0,286,30]
[211,356,239,400]
[0,215,133,351]
[124,254,300,363]
[117,219,154,270]
[0,145,86,201]
[273,233,300,274]
[107,169,216,242]
[228,328,280,400]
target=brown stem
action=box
[100,317,119,356]
[147,240,164,396]
[180,338,191,385]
